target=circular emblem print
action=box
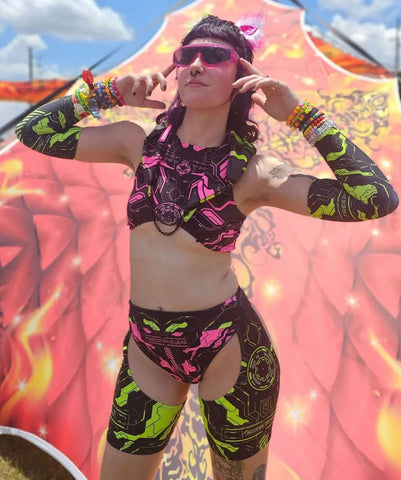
[155,203,183,226]
[247,346,277,391]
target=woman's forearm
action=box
[307,127,399,221]
[15,96,83,159]
[285,101,399,221]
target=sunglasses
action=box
[173,44,239,67]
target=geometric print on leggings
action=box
[199,290,280,461]
[106,332,185,454]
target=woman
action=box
[15,14,398,480]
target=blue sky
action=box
[0,0,400,133]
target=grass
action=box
[0,435,75,480]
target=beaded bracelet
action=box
[73,69,125,119]
[286,100,338,146]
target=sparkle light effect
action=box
[102,351,121,382]
[284,399,309,432]
[309,389,318,400]
[264,279,282,302]
[346,294,358,307]
[72,256,82,267]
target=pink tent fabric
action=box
[1,1,400,479]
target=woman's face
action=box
[176,37,239,110]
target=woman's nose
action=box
[189,53,204,72]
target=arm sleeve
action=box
[15,96,83,159]
[307,128,399,221]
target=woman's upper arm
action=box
[75,120,147,168]
[237,154,317,215]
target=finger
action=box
[232,74,259,88]
[239,57,262,76]
[162,63,176,78]
[132,75,141,95]
[236,78,263,93]
[155,72,167,91]
[251,93,267,109]
[145,75,154,96]
[142,99,166,109]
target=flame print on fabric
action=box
[127,126,256,252]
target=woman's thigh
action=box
[198,289,280,467]
[101,332,191,480]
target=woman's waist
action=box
[129,283,244,336]
[129,264,239,311]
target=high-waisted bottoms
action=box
[106,287,280,460]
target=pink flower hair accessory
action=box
[236,14,265,50]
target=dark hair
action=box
[156,15,259,142]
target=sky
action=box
[0,0,400,136]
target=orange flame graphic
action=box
[0,288,61,423]
[0,158,44,202]
[369,330,401,390]
[377,398,401,471]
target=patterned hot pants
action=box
[106,287,280,460]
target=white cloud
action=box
[325,14,396,70]
[317,0,398,22]
[0,0,133,41]
[0,34,62,80]
[0,102,28,139]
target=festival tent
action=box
[0,31,392,106]
[1,1,400,479]
[0,79,71,104]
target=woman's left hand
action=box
[232,58,301,122]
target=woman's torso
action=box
[128,125,254,311]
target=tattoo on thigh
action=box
[253,464,266,479]
[212,453,244,480]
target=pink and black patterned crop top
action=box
[127,124,256,252]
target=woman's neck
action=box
[176,105,229,147]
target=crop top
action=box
[127,124,256,252]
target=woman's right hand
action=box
[116,64,175,109]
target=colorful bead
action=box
[287,100,339,146]
[74,70,125,119]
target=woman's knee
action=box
[210,445,269,480]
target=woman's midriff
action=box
[129,225,239,311]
